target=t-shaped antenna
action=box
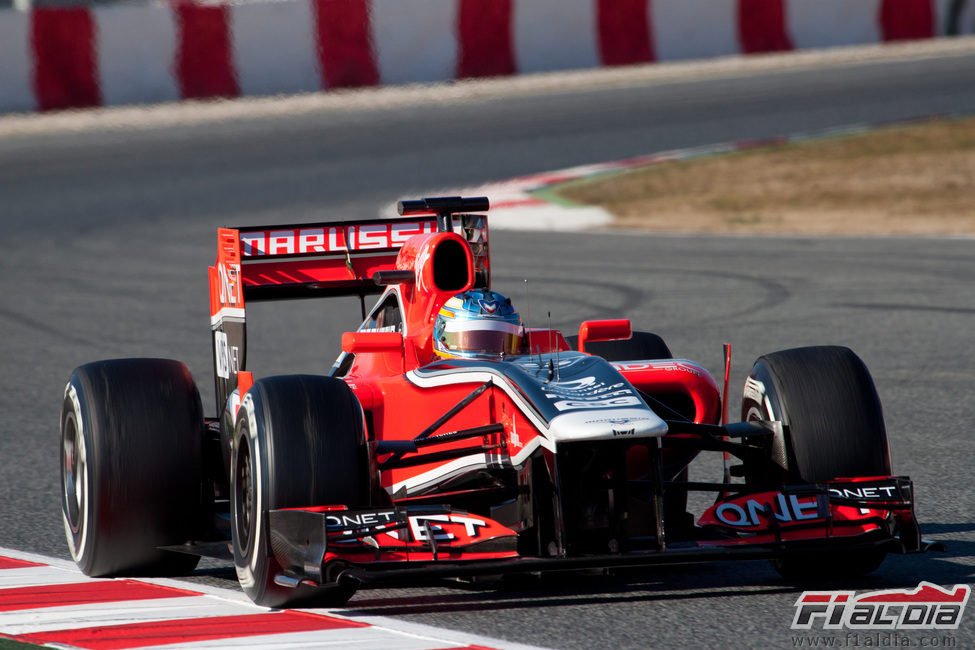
[397,196,490,233]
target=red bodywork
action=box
[206,199,927,586]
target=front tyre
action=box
[231,375,370,607]
[60,359,204,577]
[741,346,891,579]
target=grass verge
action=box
[0,638,43,650]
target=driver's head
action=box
[433,289,522,360]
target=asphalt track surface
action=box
[2,45,975,648]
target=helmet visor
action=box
[440,319,522,356]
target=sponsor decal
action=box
[478,298,500,314]
[613,360,704,377]
[213,330,240,380]
[552,397,641,411]
[702,482,910,533]
[584,416,652,425]
[713,493,822,528]
[216,260,241,306]
[543,375,641,412]
[743,376,765,404]
[325,511,491,544]
[239,222,436,257]
[359,324,400,333]
[829,485,899,500]
[326,510,399,529]
[507,414,523,449]
[408,514,489,542]
[509,429,522,448]
[553,396,641,411]
[214,331,230,379]
[512,355,587,370]
[792,583,970,631]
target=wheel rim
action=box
[234,435,254,555]
[62,413,87,535]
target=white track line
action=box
[0,565,99,588]
[0,546,551,650]
[1,596,255,635]
[139,627,474,650]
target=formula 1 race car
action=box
[60,196,937,607]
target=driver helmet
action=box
[433,289,522,360]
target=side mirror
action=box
[577,319,632,352]
[341,331,404,354]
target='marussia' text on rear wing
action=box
[207,197,490,415]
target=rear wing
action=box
[208,197,490,416]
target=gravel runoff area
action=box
[553,115,975,237]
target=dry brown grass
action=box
[555,117,975,235]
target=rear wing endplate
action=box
[207,198,490,416]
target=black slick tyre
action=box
[741,346,892,579]
[60,359,204,577]
[231,375,370,608]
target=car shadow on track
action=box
[341,531,973,617]
[340,556,966,617]
[344,566,789,616]
[920,522,975,535]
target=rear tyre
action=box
[231,375,370,607]
[741,346,891,579]
[60,359,204,577]
[566,330,672,361]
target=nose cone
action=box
[548,408,668,443]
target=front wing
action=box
[265,476,939,590]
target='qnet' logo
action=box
[792,582,970,630]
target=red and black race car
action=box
[60,196,938,607]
